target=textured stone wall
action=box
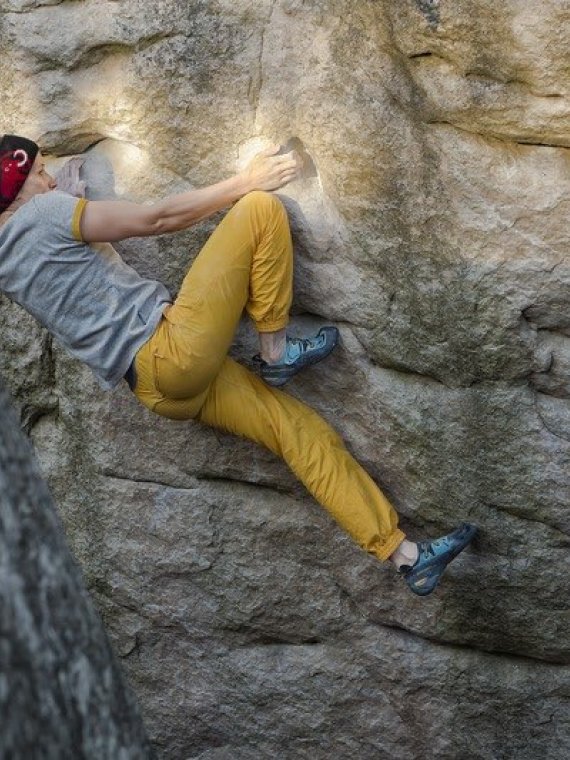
[0,1,569,758]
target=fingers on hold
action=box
[281,172,297,184]
[277,156,298,170]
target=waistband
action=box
[124,304,171,392]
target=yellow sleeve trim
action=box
[71,197,88,242]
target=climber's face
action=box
[22,153,57,197]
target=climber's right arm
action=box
[78,146,298,244]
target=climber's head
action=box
[0,135,56,213]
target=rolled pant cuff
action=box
[255,317,290,334]
[371,528,406,562]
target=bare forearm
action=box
[151,173,251,234]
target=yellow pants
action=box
[131,191,405,561]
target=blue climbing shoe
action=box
[400,522,478,596]
[254,326,339,387]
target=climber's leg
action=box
[134,190,293,404]
[133,346,404,559]
[133,334,475,589]
[193,356,406,561]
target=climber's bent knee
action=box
[232,190,287,226]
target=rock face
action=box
[0,381,154,759]
[1,1,569,758]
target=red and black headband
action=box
[0,134,39,213]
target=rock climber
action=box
[0,133,477,595]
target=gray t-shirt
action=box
[0,190,171,389]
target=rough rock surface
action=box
[0,381,154,759]
[0,1,569,758]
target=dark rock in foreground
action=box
[0,380,154,760]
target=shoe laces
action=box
[419,536,451,561]
[287,333,325,357]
